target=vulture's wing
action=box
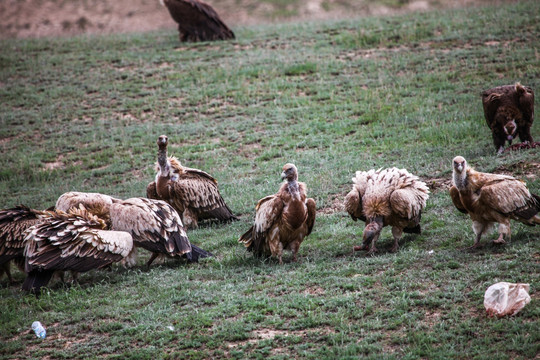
[479,179,536,218]
[171,169,236,220]
[516,84,535,125]
[344,187,365,221]
[251,195,284,255]
[481,90,502,129]
[449,186,468,214]
[109,198,192,257]
[305,198,317,236]
[162,0,234,41]
[24,212,132,273]
[0,206,47,261]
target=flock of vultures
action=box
[0,0,539,295]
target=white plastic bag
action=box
[484,282,531,317]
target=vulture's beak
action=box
[281,171,287,180]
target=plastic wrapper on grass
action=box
[484,282,531,317]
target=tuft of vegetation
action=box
[0,1,539,358]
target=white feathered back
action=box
[352,168,429,219]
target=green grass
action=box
[1,1,539,358]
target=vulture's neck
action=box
[157,146,170,177]
[287,179,301,200]
[453,169,468,190]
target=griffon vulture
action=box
[0,205,52,283]
[56,192,212,266]
[160,0,235,42]
[450,156,540,248]
[238,164,316,264]
[344,168,429,255]
[146,135,238,229]
[22,206,133,294]
[482,83,535,154]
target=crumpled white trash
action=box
[484,282,531,317]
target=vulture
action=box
[146,135,238,229]
[238,164,316,264]
[481,83,535,154]
[344,168,429,255]
[160,0,235,42]
[0,205,52,283]
[22,206,134,294]
[450,156,540,248]
[56,192,212,267]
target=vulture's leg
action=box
[70,271,79,284]
[268,238,284,264]
[366,233,380,256]
[146,253,160,268]
[183,209,198,229]
[290,241,301,263]
[469,221,487,249]
[1,262,14,284]
[390,227,403,253]
[493,221,509,244]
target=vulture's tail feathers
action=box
[22,269,55,295]
[186,244,213,263]
[238,227,254,251]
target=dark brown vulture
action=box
[0,205,52,283]
[146,135,238,229]
[482,83,535,154]
[238,164,316,264]
[450,156,540,248]
[344,168,429,255]
[160,0,235,42]
[56,192,212,267]
[22,206,134,294]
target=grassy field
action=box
[1,1,539,358]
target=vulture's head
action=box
[503,119,517,141]
[281,163,298,182]
[157,135,168,150]
[452,156,467,175]
[363,218,383,244]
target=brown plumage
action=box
[482,83,535,154]
[56,192,211,267]
[0,205,52,283]
[109,197,212,266]
[160,0,234,42]
[344,168,429,255]
[450,156,540,248]
[146,135,238,229]
[238,164,316,264]
[22,206,133,294]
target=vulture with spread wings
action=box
[450,156,540,248]
[22,206,133,294]
[56,192,211,267]
[239,164,316,264]
[160,0,234,42]
[482,82,535,154]
[344,167,429,255]
[146,135,238,229]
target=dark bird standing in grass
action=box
[450,156,540,248]
[239,164,316,264]
[0,205,52,283]
[482,83,535,154]
[344,168,429,255]
[22,206,133,295]
[147,135,238,229]
[160,0,234,42]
